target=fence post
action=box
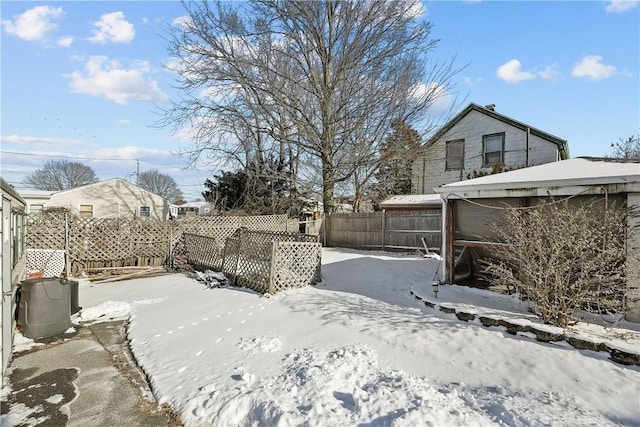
[381,209,386,251]
[168,221,173,269]
[323,213,329,247]
[268,241,277,294]
[65,212,70,277]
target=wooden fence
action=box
[325,209,442,252]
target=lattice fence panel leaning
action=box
[270,241,322,293]
[27,211,66,250]
[183,233,225,270]
[232,229,273,293]
[221,233,241,285]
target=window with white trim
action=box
[29,204,44,213]
[482,133,505,166]
[445,139,464,170]
[139,206,151,218]
[79,204,93,218]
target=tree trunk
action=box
[322,153,335,214]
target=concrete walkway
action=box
[1,322,181,426]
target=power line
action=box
[0,150,185,168]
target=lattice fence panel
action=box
[270,242,322,293]
[240,215,289,231]
[68,217,170,272]
[27,210,299,276]
[171,214,291,250]
[183,233,225,270]
[221,234,241,282]
[232,230,273,293]
[26,249,66,276]
[213,229,320,294]
[27,211,66,250]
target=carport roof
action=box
[435,157,640,197]
[379,194,442,209]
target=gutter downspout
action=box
[525,127,530,167]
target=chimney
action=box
[484,104,495,111]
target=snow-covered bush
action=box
[483,198,631,327]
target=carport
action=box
[434,157,640,322]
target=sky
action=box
[5,248,640,425]
[1,1,638,201]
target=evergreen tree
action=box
[370,120,422,209]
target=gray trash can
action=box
[68,279,80,315]
[18,278,73,339]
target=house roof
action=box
[435,157,640,197]
[172,201,210,209]
[425,103,570,159]
[53,178,166,200]
[16,189,56,199]
[379,194,442,209]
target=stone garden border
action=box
[409,289,640,366]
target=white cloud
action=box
[94,146,171,161]
[172,15,191,28]
[411,82,453,113]
[57,36,74,47]
[66,56,169,105]
[462,77,483,86]
[1,6,63,41]
[88,11,135,44]
[538,64,559,81]
[571,55,617,80]
[405,1,427,19]
[1,134,83,147]
[605,1,639,13]
[118,119,132,125]
[496,59,536,84]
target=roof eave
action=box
[423,103,568,154]
[435,177,640,198]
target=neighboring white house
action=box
[170,201,213,217]
[434,157,640,323]
[412,103,570,194]
[21,179,170,220]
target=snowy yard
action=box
[72,249,640,425]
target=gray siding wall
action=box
[412,110,561,194]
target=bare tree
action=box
[22,159,99,191]
[483,199,630,327]
[137,169,184,202]
[607,134,640,160]
[160,0,459,213]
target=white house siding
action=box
[49,179,169,220]
[627,192,640,323]
[412,110,561,194]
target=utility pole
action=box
[136,159,140,185]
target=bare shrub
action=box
[483,198,629,327]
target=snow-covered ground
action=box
[26,249,640,425]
